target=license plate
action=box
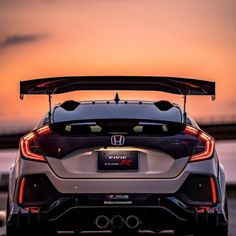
[97,151,138,171]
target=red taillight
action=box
[184,125,215,162]
[191,132,215,162]
[37,125,51,135]
[18,177,26,204]
[20,132,45,162]
[184,125,199,136]
[210,177,217,204]
[20,125,51,162]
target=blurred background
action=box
[0,0,235,234]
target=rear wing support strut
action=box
[183,92,187,123]
[48,89,52,123]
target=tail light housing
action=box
[184,125,215,162]
[20,125,52,162]
[180,175,218,205]
[18,174,58,206]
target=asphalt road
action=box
[0,193,235,236]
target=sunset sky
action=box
[0,0,236,131]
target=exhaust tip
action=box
[126,215,140,229]
[95,215,110,229]
[111,215,124,229]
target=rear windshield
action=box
[50,120,184,136]
[52,103,182,123]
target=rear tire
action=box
[6,224,17,236]
[6,225,34,236]
[6,193,10,223]
[5,195,16,236]
[194,225,228,236]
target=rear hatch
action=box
[37,120,197,179]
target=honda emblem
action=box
[111,135,125,146]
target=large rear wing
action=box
[20,76,215,123]
[20,76,215,99]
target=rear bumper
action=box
[8,195,227,232]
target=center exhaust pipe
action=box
[95,215,110,229]
[111,215,124,229]
[126,215,140,230]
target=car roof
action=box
[50,100,183,124]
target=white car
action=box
[6,76,228,236]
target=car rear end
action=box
[7,102,227,235]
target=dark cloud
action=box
[0,34,47,48]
